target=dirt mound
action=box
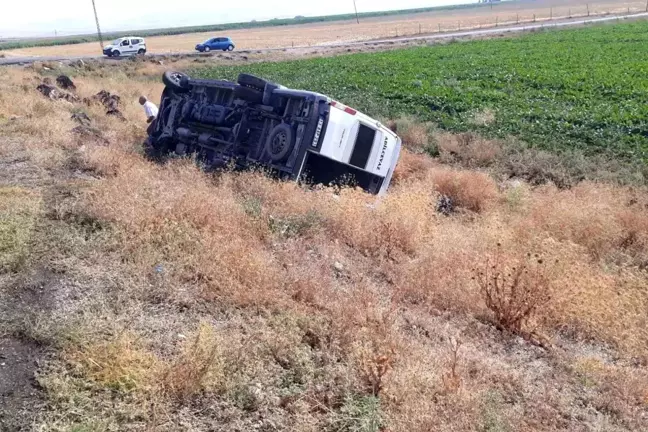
[85,90,125,120]
[55,75,76,91]
[36,83,79,103]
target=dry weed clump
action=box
[473,246,553,337]
[159,322,226,402]
[66,332,159,394]
[441,338,463,393]
[230,170,325,240]
[392,116,435,151]
[321,180,434,258]
[435,132,502,167]
[391,149,434,185]
[396,225,483,312]
[428,166,499,213]
[331,285,400,397]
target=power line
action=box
[91,0,104,49]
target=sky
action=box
[0,0,476,38]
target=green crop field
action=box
[196,21,648,161]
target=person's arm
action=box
[147,116,155,123]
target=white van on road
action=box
[103,37,147,57]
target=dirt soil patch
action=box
[0,337,45,432]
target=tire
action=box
[227,45,234,51]
[263,83,279,106]
[112,50,121,57]
[265,124,295,162]
[138,49,145,55]
[204,46,211,52]
[234,85,263,104]
[162,71,190,92]
[237,73,268,91]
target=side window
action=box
[131,39,138,45]
[121,39,129,46]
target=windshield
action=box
[202,39,212,44]
[111,39,122,46]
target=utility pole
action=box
[91,0,104,49]
[352,0,359,24]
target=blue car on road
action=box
[195,37,235,52]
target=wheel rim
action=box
[228,45,233,51]
[271,132,288,155]
[205,47,210,52]
[170,72,183,85]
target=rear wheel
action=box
[265,124,295,162]
[227,45,234,51]
[162,71,190,92]
[137,48,145,55]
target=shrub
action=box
[473,247,552,336]
[159,322,225,402]
[441,338,463,393]
[429,167,498,213]
[436,132,502,167]
[391,149,434,185]
[328,395,384,432]
[66,332,159,394]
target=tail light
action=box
[331,100,357,116]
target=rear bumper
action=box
[378,137,401,196]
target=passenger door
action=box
[214,38,225,50]
[130,38,142,53]
[118,38,131,55]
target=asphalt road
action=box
[1,12,646,66]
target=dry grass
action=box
[436,132,503,167]
[0,187,41,272]
[2,62,648,431]
[66,332,159,394]
[158,322,226,402]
